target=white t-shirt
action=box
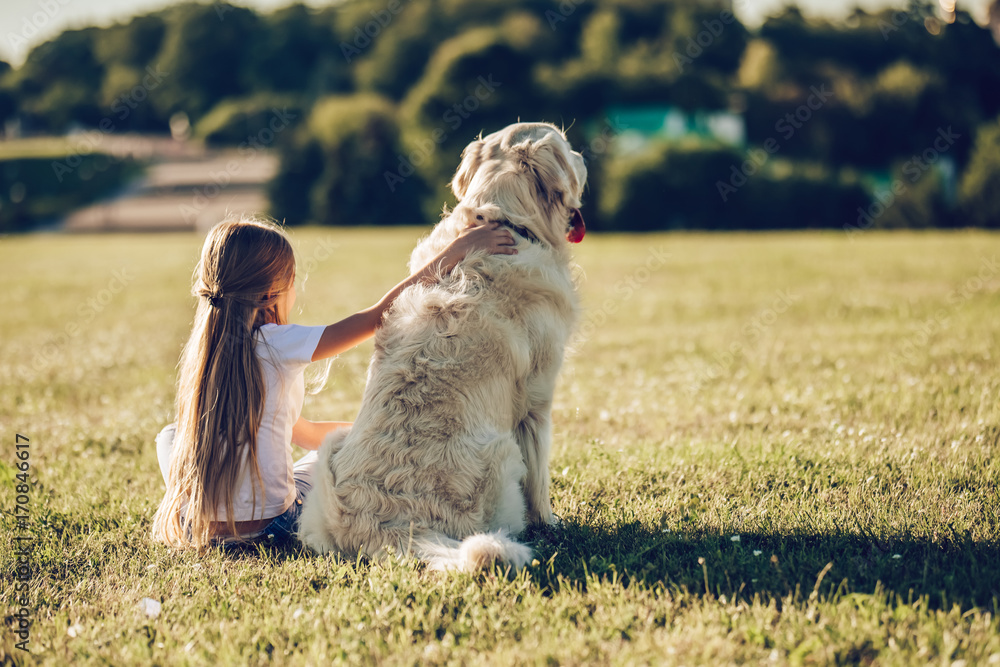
[221,322,325,521]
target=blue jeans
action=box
[259,472,313,544]
[155,424,318,546]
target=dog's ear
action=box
[450,138,486,201]
[520,134,579,210]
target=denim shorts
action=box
[155,424,318,547]
[256,471,313,545]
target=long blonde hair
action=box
[152,217,296,549]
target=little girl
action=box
[152,216,515,549]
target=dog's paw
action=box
[526,505,558,527]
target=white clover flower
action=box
[138,598,161,619]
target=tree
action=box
[149,3,259,122]
[245,4,349,97]
[0,61,14,127]
[959,115,1000,228]
[194,94,304,145]
[270,94,428,226]
[93,14,167,70]
[352,1,444,100]
[599,140,870,231]
[9,27,105,130]
[400,25,548,214]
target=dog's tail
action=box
[411,529,533,572]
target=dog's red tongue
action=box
[567,208,586,243]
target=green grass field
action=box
[2,228,999,665]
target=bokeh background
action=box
[0,0,998,234]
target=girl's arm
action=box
[292,418,352,451]
[311,221,514,362]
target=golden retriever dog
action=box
[298,122,587,570]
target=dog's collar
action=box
[497,219,540,244]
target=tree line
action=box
[2,0,999,230]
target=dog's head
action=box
[450,122,588,248]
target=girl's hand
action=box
[311,220,516,362]
[441,221,517,269]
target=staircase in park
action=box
[61,136,277,233]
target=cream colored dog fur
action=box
[298,122,587,570]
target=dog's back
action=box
[299,232,572,568]
[298,123,587,570]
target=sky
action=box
[1,0,992,67]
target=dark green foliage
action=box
[599,142,871,230]
[959,115,1000,228]
[752,6,1000,170]
[93,14,167,70]
[739,171,875,230]
[4,0,1000,229]
[870,167,957,230]
[0,64,17,127]
[194,94,305,145]
[244,3,350,97]
[149,3,260,122]
[600,143,743,231]
[0,154,142,232]
[269,94,428,226]
[401,23,550,210]
[9,27,105,130]
[267,132,324,226]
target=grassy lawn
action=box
[2,228,999,665]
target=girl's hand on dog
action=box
[444,220,518,268]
